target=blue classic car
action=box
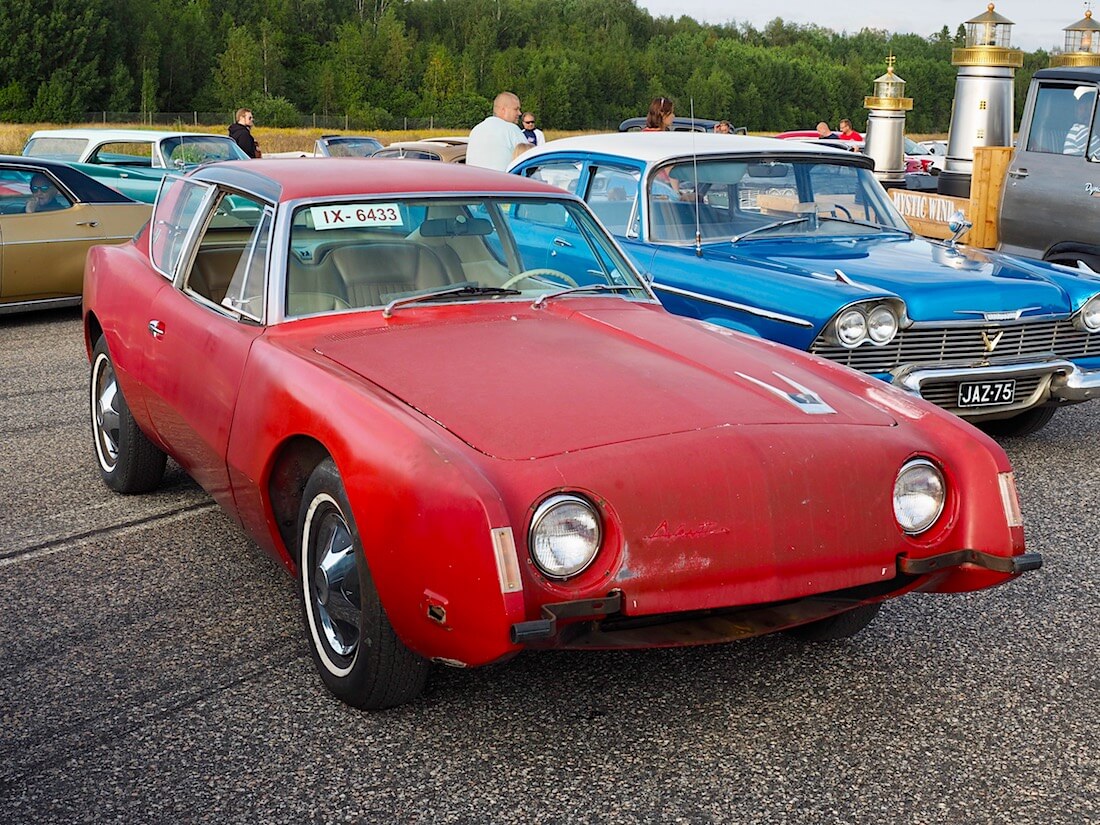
[510,133,1100,435]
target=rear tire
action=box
[298,458,428,710]
[785,603,880,642]
[90,335,166,493]
[976,406,1056,438]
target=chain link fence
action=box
[79,112,449,130]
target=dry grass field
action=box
[0,122,947,156]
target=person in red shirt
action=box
[838,118,862,141]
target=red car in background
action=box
[773,130,943,174]
[83,159,1039,709]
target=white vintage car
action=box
[22,128,248,169]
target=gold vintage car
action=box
[372,138,468,163]
[0,157,151,314]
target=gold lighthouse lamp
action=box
[1051,7,1100,67]
[863,57,914,185]
[937,3,1023,197]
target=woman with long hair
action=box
[644,97,675,131]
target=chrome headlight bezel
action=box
[827,301,903,349]
[528,494,602,579]
[836,308,868,348]
[1074,295,1100,332]
[893,458,946,535]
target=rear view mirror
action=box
[419,216,492,237]
[746,163,791,178]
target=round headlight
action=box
[866,305,899,344]
[893,459,946,535]
[1078,296,1100,332]
[529,494,602,579]
[836,309,867,347]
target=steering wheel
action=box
[500,268,578,290]
[829,204,853,220]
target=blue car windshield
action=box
[648,158,910,243]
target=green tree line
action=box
[0,0,1051,132]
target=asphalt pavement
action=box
[1,307,1097,824]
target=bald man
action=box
[467,92,530,171]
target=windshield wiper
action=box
[730,216,811,243]
[532,283,650,309]
[818,215,913,237]
[382,283,520,317]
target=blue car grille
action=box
[810,320,1098,373]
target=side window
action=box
[150,175,215,279]
[183,192,270,319]
[523,161,582,194]
[0,168,72,214]
[89,142,153,167]
[1026,85,1097,155]
[586,166,640,236]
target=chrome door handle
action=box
[552,237,574,247]
[76,220,99,227]
[1007,168,1029,179]
[148,319,165,339]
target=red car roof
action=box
[202,158,559,202]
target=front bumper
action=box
[892,358,1100,417]
[511,548,1042,648]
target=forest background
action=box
[0,0,1053,134]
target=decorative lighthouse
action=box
[864,57,913,186]
[1051,6,1100,67]
[937,3,1023,198]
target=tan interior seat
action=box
[328,242,449,306]
[188,247,245,304]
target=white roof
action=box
[27,128,231,143]
[512,132,854,169]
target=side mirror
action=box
[947,210,972,248]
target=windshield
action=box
[321,137,382,157]
[285,195,647,317]
[160,136,249,166]
[647,157,910,243]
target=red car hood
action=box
[313,301,895,459]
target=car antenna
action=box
[690,98,702,257]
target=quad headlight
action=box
[867,305,900,344]
[529,494,602,579]
[1076,295,1100,332]
[893,459,946,535]
[831,303,900,348]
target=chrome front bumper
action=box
[892,358,1100,415]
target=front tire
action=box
[90,335,166,493]
[976,406,1057,438]
[298,458,428,710]
[784,603,881,642]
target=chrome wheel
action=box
[302,493,362,674]
[91,350,121,472]
[297,458,430,709]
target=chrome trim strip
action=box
[0,296,80,315]
[652,282,814,327]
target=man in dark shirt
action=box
[229,108,260,158]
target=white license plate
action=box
[957,380,1016,407]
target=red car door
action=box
[141,289,263,508]
[138,188,273,511]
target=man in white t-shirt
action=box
[467,92,530,171]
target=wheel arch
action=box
[1043,242,1100,270]
[266,434,333,572]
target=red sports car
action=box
[83,159,1040,709]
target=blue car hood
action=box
[709,235,1100,321]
